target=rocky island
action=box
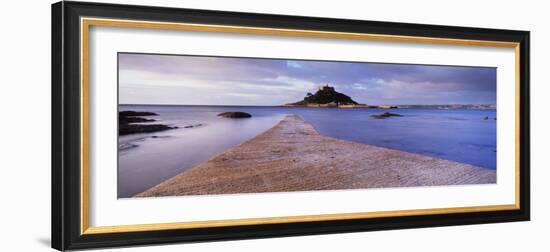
[284,84,403,108]
[119,111,177,135]
[371,112,404,119]
[285,84,368,108]
[217,112,252,118]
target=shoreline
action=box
[137,115,496,197]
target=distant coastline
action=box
[120,103,496,110]
[396,104,496,110]
[284,104,495,109]
[281,84,495,109]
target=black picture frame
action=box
[52,1,530,251]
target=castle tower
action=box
[319,84,334,91]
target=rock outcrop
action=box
[217,112,252,118]
[119,111,158,117]
[370,112,403,119]
[119,110,176,135]
[286,84,360,107]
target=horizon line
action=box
[118,103,497,107]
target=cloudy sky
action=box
[119,53,496,106]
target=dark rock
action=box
[217,112,252,118]
[121,117,156,123]
[286,85,359,106]
[183,123,204,128]
[483,116,489,120]
[151,135,171,139]
[119,110,158,125]
[119,124,176,136]
[370,112,404,119]
[119,111,158,117]
[118,110,175,135]
[119,143,139,151]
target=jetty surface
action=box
[139,115,496,197]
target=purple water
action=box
[118,105,496,197]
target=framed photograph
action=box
[52,1,530,250]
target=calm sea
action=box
[118,105,497,197]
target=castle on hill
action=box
[286,84,368,108]
[318,84,335,92]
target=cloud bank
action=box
[119,53,496,106]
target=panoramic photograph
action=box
[117,52,497,198]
